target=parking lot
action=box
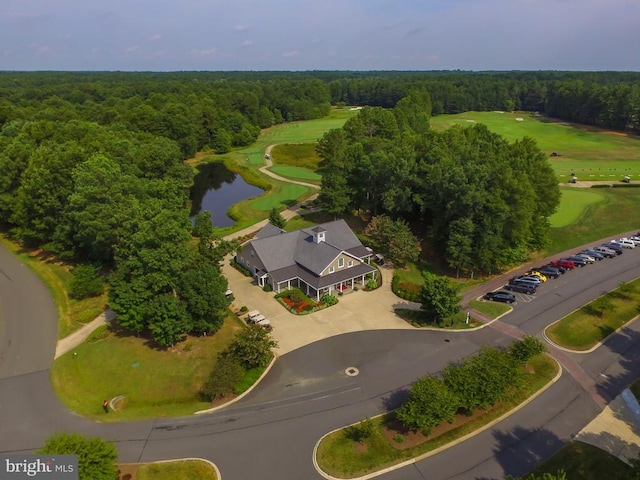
[480,234,640,309]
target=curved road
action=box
[2,240,640,479]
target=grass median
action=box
[119,460,218,480]
[316,354,558,478]
[545,278,640,351]
[51,315,246,421]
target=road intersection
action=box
[2,235,640,479]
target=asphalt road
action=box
[1,242,640,480]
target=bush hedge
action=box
[392,275,421,302]
[230,258,252,277]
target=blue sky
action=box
[1,0,639,71]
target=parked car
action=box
[540,264,566,274]
[512,275,542,285]
[614,238,636,249]
[526,271,547,282]
[621,237,640,247]
[575,253,596,263]
[537,267,560,279]
[581,249,604,261]
[629,236,640,245]
[504,283,537,294]
[594,246,617,258]
[551,259,575,269]
[565,256,588,267]
[604,242,624,254]
[484,291,516,303]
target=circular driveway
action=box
[2,241,640,479]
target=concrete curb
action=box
[119,458,222,479]
[313,355,563,480]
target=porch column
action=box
[287,280,291,290]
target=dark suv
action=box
[484,291,517,303]
[504,283,537,294]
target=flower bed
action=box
[275,288,336,315]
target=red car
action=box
[550,259,575,269]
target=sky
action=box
[1,0,639,72]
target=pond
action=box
[190,162,263,228]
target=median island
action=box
[315,337,559,478]
[545,278,640,351]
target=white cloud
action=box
[30,43,52,54]
[125,46,140,53]
[150,33,162,42]
[241,39,253,47]
[281,50,299,57]
[190,48,217,57]
[234,24,251,31]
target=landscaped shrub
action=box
[509,335,546,364]
[612,183,640,188]
[320,294,338,306]
[590,184,612,188]
[226,324,277,369]
[263,283,273,292]
[230,259,252,277]
[396,376,459,435]
[345,418,376,442]
[70,264,104,299]
[200,355,245,401]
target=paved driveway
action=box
[223,259,414,354]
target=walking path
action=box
[54,308,115,359]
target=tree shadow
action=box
[380,387,411,411]
[575,430,640,465]
[596,325,640,405]
[481,426,565,479]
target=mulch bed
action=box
[380,406,495,451]
[116,464,139,480]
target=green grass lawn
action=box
[529,441,632,480]
[316,354,558,478]
[135,460,217,480]
[469,299,511,319]
[50,315,244,421]
[546,187,640,254]
[549,189,606,228]
[0,235,107,338]
[250,183,308,211]
[545,278,640,351]
[269,165,322,183]
[430,111,640,179]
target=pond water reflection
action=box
[190,162,263,228]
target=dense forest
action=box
[0,70,636,342]
[317,97,560,275]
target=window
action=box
[338,258,344,268]
[348,260,353,267]
[250,250,254,257]
[329,266,335,273]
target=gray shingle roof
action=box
[242,219,371,280]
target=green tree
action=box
[179,261,228,335]
[268,207,286,229]
[418,273,461,324]
[226,325,277,370]
[364,215,420,267]
[38,432,118,480]
[69,264,104,299]
[396,376,459,434]
[147,293,190,347]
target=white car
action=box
[627,236,640,246]
[615,238,636,249]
